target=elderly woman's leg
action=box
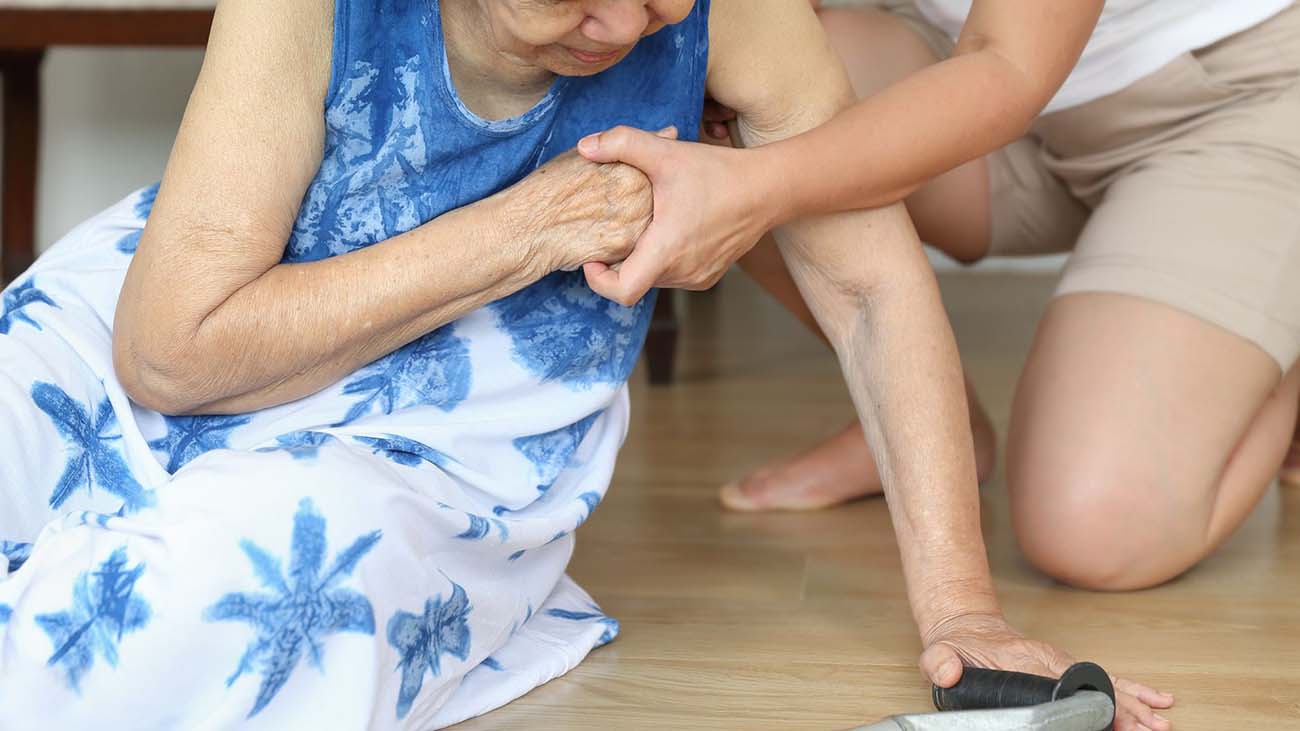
[0,439,610,728]
[1008,294,1299,590]
[0,278,163,545]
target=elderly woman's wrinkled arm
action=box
[697,4,1170,730]
[707,0,998,647]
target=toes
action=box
[718,470,828,512]
[718,482,764,512]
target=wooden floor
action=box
[454,273,1300,731]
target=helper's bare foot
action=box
[720,387,998,511]
[1281,417,1300,486]
[1281,453,1300,486]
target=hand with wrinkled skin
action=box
[507,148,652,275]
[921,612,1175,731]
[507,126,681,277]
[577,124,773,306]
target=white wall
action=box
[2,47,203,253]
[4,47,1062,271]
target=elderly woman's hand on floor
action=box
[921,611,1174,731]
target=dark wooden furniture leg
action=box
[646,289,678,385]
[1,49,45,284]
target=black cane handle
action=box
[932,661,1116,730]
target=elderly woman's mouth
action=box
[565,46,623,64]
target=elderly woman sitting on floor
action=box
[0,0,1163,728]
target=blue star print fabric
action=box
[0,0,709,727]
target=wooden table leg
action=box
[645,289,678,385]
[1,49,45,284]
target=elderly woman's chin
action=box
[542,44,637,76]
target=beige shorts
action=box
[838,0,1300,368]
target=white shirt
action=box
[913,0,1293,113]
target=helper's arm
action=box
[576,0,1102,303]
[769,0,1103,215]
[114,0,648,416]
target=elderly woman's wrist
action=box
[488,187,557,278]
[914,580,1002,640]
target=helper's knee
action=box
[1008,456,1187,592]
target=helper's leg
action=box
[1008,293,1298,590]
[1006,99,1300,588]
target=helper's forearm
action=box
[771,204,1000,636]
[117,194,538,415]
[758,50,1046,224]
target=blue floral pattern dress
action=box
[0,0,709,727]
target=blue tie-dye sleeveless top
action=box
[289,0,709,269]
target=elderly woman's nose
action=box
[581,1,653,45]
